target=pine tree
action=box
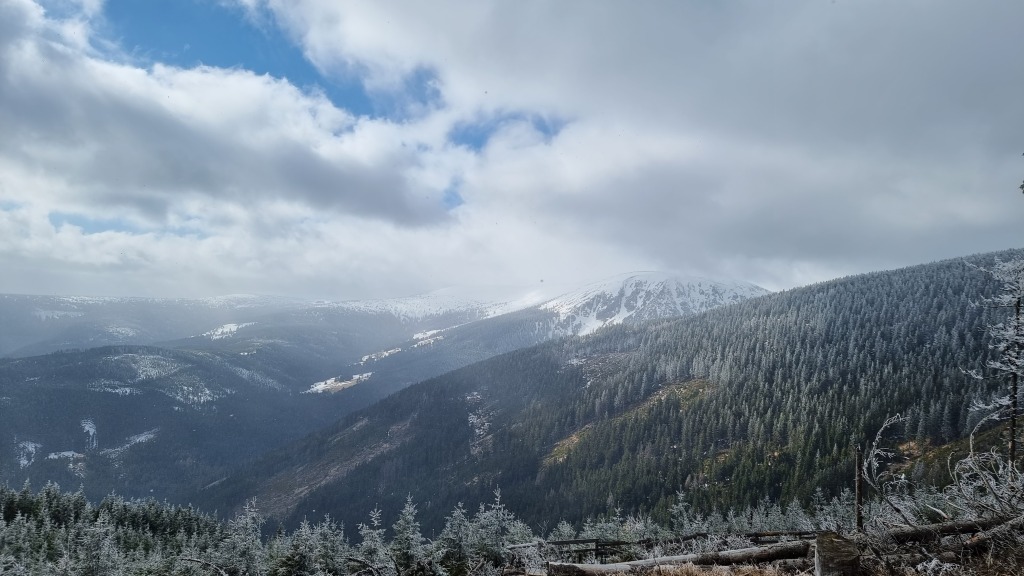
[435,504,472,576]
[391,496,425,574]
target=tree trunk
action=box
[547,540,811,576]
[814,532,859,576]
[883,517,1007,544]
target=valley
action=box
[2,249,1023,576]
[1,273,765,507]
[196,249,1013,534]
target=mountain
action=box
[539,273,768,334]
[193,249,1018,535]
[311,273,768,397]
[0,345,369,503]
[0,294,305,357]
[1,272,765,504]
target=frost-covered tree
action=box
[468,491,535,570]
[969,259,1024,462]
[547,520,577,542]
[356,508,396,576]
[391,496,426,574]
[215,499,268,576]
[75,512,122,576]
[435,504,473,576]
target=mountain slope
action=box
[0,345,365,502]
[540,273,767,334]
[307,273,769,397]
[0,294,309,357]
[196,249,1018,533]
[1,273,765,505]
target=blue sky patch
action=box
[448,112,568,151]
[367,65,445,121]
[99,0,375,117]
[442,180,465,210]
[49,212,142,234]
[48,212,208,238]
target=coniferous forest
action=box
[4,248,1024,575]
[197,250,1016,536]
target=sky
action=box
[0,0,1022,300]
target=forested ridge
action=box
[197,249,1018,535]
[4,248,1024,574]
[0,478,896,574]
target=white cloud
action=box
[0,0,1022,298]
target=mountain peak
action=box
[540,272,770,335]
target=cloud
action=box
[0,0,462,230]
[1,0,1022,298]
[251,0,1023,287]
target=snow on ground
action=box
[87,380,141,395]
[412,335,444,348]
[230,366,280,389]
[32,309,85,321]
[104,325,140,338]
[314,283,569,321]
[104,353,185,382]
[16,441,42,468]
[161,375,230,407]
[360,348,401,364]
[47,451,86,477]
[540,272,770,335]
[81,419,97,450]
[304,372,372,394]
[47,451,83,460]
[101,429,159,458]
[202,322,257,339]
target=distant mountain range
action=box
[0,272,766,503]
[191,249,1020,535]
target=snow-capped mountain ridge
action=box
[311,284,565,322]
[316,272,769,396]
[308,273,767,327]
[539,272,770,335]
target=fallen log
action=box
[960,514,1024,553]
[546,540,811,575]
[883,517,1007,544]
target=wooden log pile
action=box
[544,516,1024,576]
[547,540,813,575]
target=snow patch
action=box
[47,451,84,460]
[88,380,140,395]
[305,372,372,394]
[48,451,86,477]
[101,429,159,458]
[105,353,184,382]
[16,441,42,468]
[81,419,97,450]
[230,366,280,389]
[360,348,401,364]
[540,272,769,335]
[162,376,229,407]
[32,309,84,321]
[203,322,256,339]
[313,283,567,321]
[104,325,139,338]
[412,335,444,348]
